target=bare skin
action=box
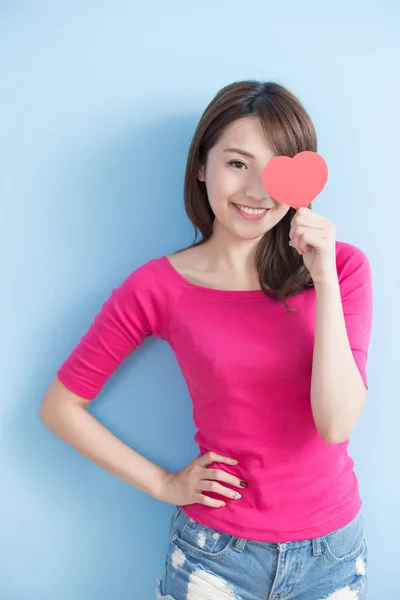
[40,378,245,509]
[166,245,262,292]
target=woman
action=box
[40,80,373,599]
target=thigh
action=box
[156,506,277,600]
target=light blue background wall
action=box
[1,1,398,598]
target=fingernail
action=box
[234,492,241,499]
[240,481,248,488]
[231,459,239,464]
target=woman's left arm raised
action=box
[289,207,373,444]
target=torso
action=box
[166,246,263,292]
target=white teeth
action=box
[235,204,266,215]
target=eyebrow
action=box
[223,147,256,159]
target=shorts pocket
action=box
[172,510,236,560]
[322,512,367,563]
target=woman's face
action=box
[197,116,291,241]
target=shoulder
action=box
[112,254,189,340]
[335,240,371,279]
[122,253,189,303]
[334,241,372,302]
[124,255,163,285]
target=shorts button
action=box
[213,532,220,540]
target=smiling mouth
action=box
[232,203,270,214]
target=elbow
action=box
[314,387,367,445]
[319,427,351,445]
[39,394,50,423]
[40,377,90,427]
[39,401,46,424]
[39,396,58,430]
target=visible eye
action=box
[228,160,247,170]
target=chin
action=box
[231,227,272,241]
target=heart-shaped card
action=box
[261,151,328,209]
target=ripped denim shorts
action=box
[156,506,367,600]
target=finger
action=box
[296,206,327,222]
[202,468,247,489]
[200,480,242,500]
[291,226,306,253]
[294,228,326,253]
[291,209,328,231]
[288,239,302,255]
[193,493,226,508]
[289,222,306,253]
[197,452,238,468]
[289,218,327,243]
[290,225,306,255]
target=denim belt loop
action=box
[234,537,247,552]
[312,536,323,556]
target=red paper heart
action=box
[261,151,328,209]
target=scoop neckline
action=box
[160,255,269,299]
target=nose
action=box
[245,177,269,203]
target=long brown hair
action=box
[178,80,317,303]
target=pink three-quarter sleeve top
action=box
[57,241,373,542]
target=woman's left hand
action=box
[289,207,338,285]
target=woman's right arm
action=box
[40,376,168,500]
[41,263,246,507]
[40,377,246,507]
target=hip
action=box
[156,506,368,600]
